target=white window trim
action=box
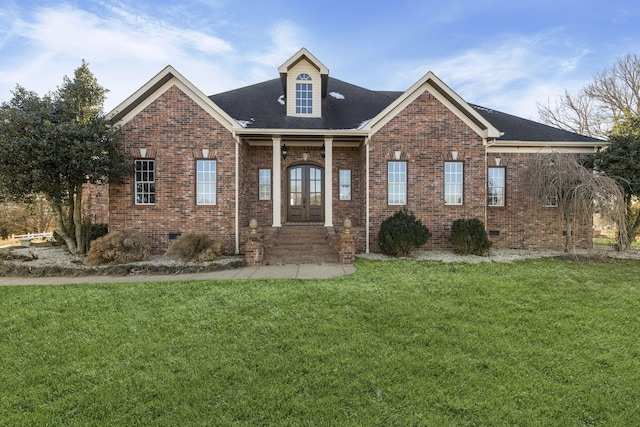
[259,168,271,201]
[339,169,352,201]
[445,161,463,205]
[196,160,217,205]
[134,159,155,205]
[488,167,505,207]
[295,73,313,115]
[388,161,407,206]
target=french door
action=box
[287,165,323,222]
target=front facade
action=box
[103,48,605,259]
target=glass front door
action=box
[287,165,323,222]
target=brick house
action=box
[103,48,605,263]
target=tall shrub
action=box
[450,218,492,256]
[378,209,430,256]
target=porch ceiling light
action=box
[282,144,288,159]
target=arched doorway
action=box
[287,164,324,222]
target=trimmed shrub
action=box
[378,209,430,256]
[450,218,493,256]
[84,229,149,265]
[166,231,223,263]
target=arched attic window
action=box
[295,73,313,114]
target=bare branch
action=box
[585,53,640,118]
[537,89,609,138]
[524,151,628,251]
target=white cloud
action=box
[12,4,232,63]
[0,3,242,111]
[388,31,594,119]
[253,21,306,68]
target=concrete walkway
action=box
[0,263,357,286]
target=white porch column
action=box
[324,137,333,227]
[272,137,282,227]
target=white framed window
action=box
[544,194,559,207]
[388,161,407,205]
[339,169,352,200]
[488,167,505,207]
[259,169,271,200]
[197,160,217,205]
[135,159,155,205]
[445,162,463,205]
[295,73,313,114]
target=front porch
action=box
[239,134,366,264]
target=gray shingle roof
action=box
[210,77,400,130]
[470,104,603,142]
[209,77,603,142]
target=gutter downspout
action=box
[234,134,240,255]
[365,136,370,253]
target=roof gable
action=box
[364,71,502,140]
[278,48,329,75]
[107,65,239,132]
[278,47,329,99]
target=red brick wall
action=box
[106,84,592,256]
[368,92,487,251]
[367,92,593,252]
[108,85,238,254]
[485,153,592,250]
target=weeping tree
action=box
[524,151,627,251]
[0,61,128,255]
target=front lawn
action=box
[1,258,639,425]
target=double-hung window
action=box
[259,169,271,200]
[295,74,313,114]
[445,162,463,205]
[388,161,407,205]
[488,167,505,206]
[135,159,155,205]
[339,169,352,200]
[197,160,217,205]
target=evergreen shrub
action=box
[450,218,493,256]
[378,209,430,256]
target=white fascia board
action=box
[107,65,239,132]
[277,48,329,74]
[487,140,608,154]
[363,71,502,140]
[235,128,368,137]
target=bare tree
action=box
[524,151,628,251]
[537,53,640,138]
[586,53,640,118]
[537,89,610,138]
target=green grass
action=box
[1,258,639,426]
[594,237,640,248]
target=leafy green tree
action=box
[0,61,128,254]
[593,112,640,247]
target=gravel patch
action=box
[357,246,640,263]
[0,244,243,276]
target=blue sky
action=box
[1,0,639,121]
